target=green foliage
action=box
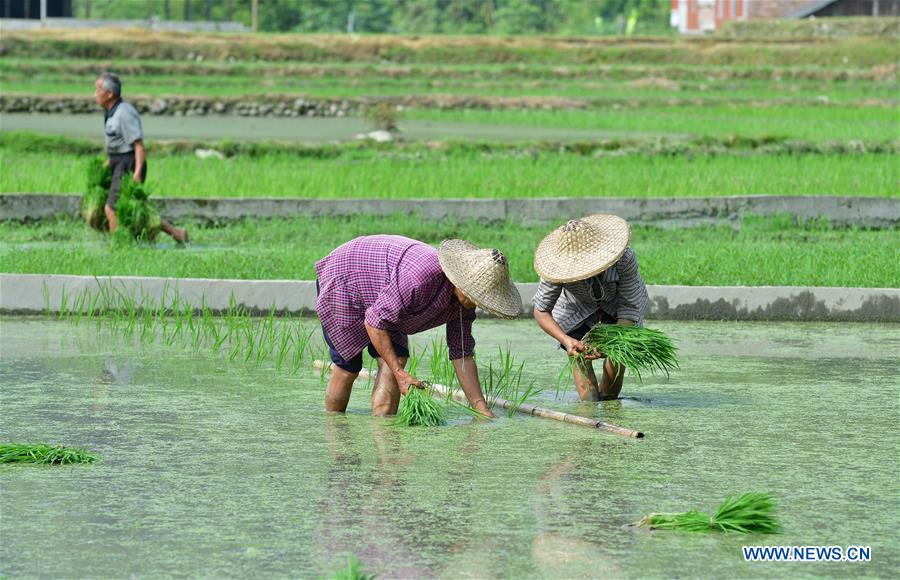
[363,102,400,132]
[70,0,671,35]
[390,385,447,427]
[80,186,109,230]
[637,492,779,534]
[5,26,894,65]
[116,174,162,241]
[0,443,99,465]
[46,281,319,377]
[479,345,541,417]
[80,157,111,230]
[78,157,161,240]
[9,148,896,201]
[0,130,99,156]
[85,156,112,191]
[332,554,374,580]
[2,215,897,288]
[579,325,678,382]
[6,131,897,163]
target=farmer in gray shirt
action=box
[94,72,187,242]
[532,215,649,401]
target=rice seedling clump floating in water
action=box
[580,324,678,381]
[332,554,374,580]
[390,384,447,427]
[0,443,99,465]
[637,492,779,534]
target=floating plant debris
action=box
[0,443,99,465]
[332,554,374,580]
[636,492,779,534]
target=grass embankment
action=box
[1,58,896,103]
[2,29,896,67]
[2,133,895,198]
[404,106,899,142]
[2,216,896,287]
[4,149,895,198]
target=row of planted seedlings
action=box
[31,284,779,535]
[391,339,546,426]
[43,281,675,422]
[44,281,321,376]
[43,281,545,417]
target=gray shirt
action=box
[104,100,143,154]
[532,247,649,332]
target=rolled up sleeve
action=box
[532,279,563,313]
[445,306,476,359]
[364,287,404,330]
[614,248,649,324]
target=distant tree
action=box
[67,0,672,34]
[495,0,548,34]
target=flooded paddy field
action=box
[1,318,897,578]
[0,113,659,144]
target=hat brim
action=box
[438,240,523,319]
[534,215,631,283]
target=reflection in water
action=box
[531,440,624,579]
[93,358,136,413]
[2,319,899,578]
[318,416,426,577]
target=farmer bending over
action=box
[316,235,522,418]
[94,72,187,242]
[532,215,649,401]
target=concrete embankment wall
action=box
[3,274,897,322]
[3,194,898,229]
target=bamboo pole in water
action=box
[313,360,644,438]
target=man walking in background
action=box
[94,72,188,242]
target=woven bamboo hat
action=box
[438,239,522,319]
[534,214,631,283]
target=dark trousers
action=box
[106,152,147,209]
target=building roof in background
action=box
[789,0,841,18]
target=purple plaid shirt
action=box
[315,235,476,361]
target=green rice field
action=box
[2,216,896,287]
[2,147,896,199]
[1,58,896,103]
[1,24,899,579]
[405,105,899,143]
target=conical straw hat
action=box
[438,239,522,319]
[534,215,631,283]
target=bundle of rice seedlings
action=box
[85,155,112,191]
[636,492,779,534]
[0,443,99,465]
[389,383,447,427]
[80,157,161,240]
[332,554,374,580]
[81,157,112,231]
[116,174,162,241]
[580,324,678,381]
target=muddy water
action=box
[1,318,897,578]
